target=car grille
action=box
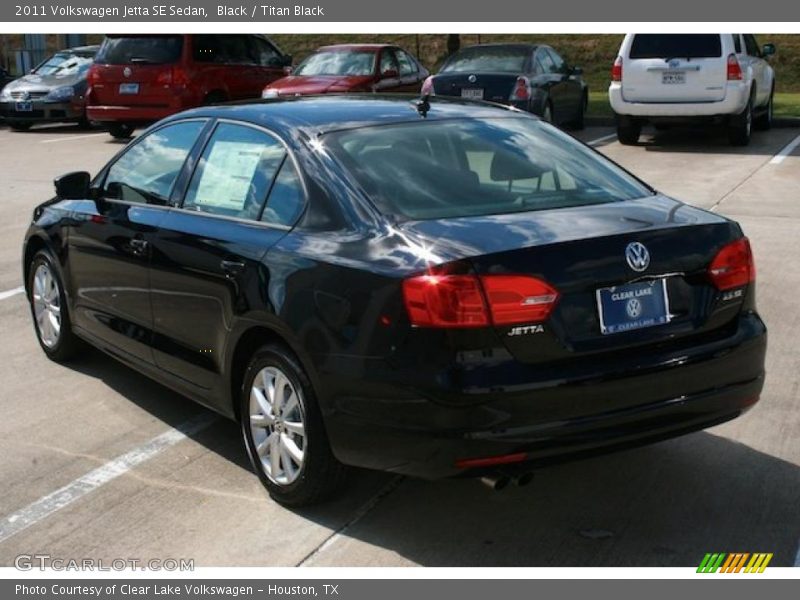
[9,91,48,100]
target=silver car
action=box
[0,45,98,130]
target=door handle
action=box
[220,259,246,275]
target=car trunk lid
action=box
[432,73,521,103]
[400,196,747,363]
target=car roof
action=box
[167,95,527,137]
[63,45,100,55]
[458,43,539,52]
[317,44,394,52]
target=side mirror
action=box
[382,69,398,79]
[571,66,583,76]
[762,43,776,57]
[54,171,90,199]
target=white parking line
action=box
[769,133,800,165]
[0,412,217,545]
[40,132,107,144]
[588,133,617,146]
[0,286,24,301]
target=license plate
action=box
[14,101,33,112]
[662,71,686,85]
[461,88,484,100]
[119,83,140,95]
[596,279,671,335]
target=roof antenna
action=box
[414,94,431,118]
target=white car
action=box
[609,34,776,146]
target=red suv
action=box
[87,34,291,138]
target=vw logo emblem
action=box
[468,74,477,83]
[626,298,642,319]
[123,67,132,78]
[625,242,650,272]
[668,59,680,68]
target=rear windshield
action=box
[629,34,722,59]
[96,36,183,65]
[441,46,528,73]
[294,50,376,76]
[325,118,650,222]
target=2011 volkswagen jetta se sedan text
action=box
[22,96,767,505]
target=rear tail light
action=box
[509,76,531,101]
[402,267,560,328]
[611,56,623,82]
[155,66,190,87]
[727,54,743,81]
[420,75,435,96]
[708,238,755,290]
[87,64,101,85]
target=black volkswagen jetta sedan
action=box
[23,96,766,506]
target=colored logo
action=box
[697,553,773,573]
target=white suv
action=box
[609,34,776,146]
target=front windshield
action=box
[34,53,94,76]
[294,50,376,76]
[441,46,529,73]
[325,117,651,222]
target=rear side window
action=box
[183,123,286,220]
[193,35,253,65]
[261,160,305,227]
[733,34,742,54]
[96,35,183,65]
[326,118,650,221]
[629,34,722,59]
[744,34,761,57]
[104,121,205,205]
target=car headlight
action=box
[45,86,75,102]
[262,88,280,99]
[0,87,13,101]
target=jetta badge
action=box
[123,66,132,78]
[468,74,477,83]
[625,242,650,272]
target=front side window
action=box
[294,50,377,77]
[104,120,205,205]
[183,123,286,220]
[380,49,398,74]
[249,37,282,67]
[326,118,650,221]
[395,50,418,76]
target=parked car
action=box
[262,44,429,98]
[609,34,776,146]
[0,46,98,131]
[24,96,765,505]
[422,43,588,128]
[86,34,291,139]
[0,66,14,91]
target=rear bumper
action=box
[86,103,184,124]
[608,81,750,118]
[0,100,84,122]
[323,312,767,479]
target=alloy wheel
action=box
[248,366,306,485]
[32,263,61,348]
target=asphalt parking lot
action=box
[0,120,799,568]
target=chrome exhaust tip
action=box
[480,474,511,491]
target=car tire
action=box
[9,121,32,131]
[616,115,641,145]
[542,101,554,124]
[728,93,754,146]
[571,93,587,130]
[755,88,774,131]
[27,249,83,362]
[240,343,348,507]
[108,123,134,140]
